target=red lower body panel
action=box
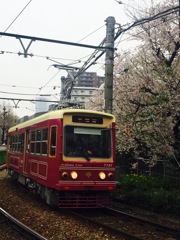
[58,191,111,208]
[56,181,116,191]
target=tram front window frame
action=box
[64,125,112,159]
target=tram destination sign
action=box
[72,115,103,124]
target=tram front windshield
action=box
[64,126,111,159]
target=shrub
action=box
[115,174,180,214]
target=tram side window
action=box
[12,136,16,152]
[36,129,41,155]
[42,128,48,155]
[9,136,12,151]
[30,128,48,156]
[30,130,35,154]
[21,133,25,153]
[14,135,18,152]
[18,133,24,153]
[9,133,24,153]
[10,135,14,151]
[50,126,57,156]
[11,136,14,151]
[16,135,20,152]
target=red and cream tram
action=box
[7,109,116,208]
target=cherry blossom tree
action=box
[114,0,180,167]
[88,0,180,169]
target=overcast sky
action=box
[0,0,152,118]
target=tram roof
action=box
[9,109,115,132]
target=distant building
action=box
[35,96,51,113]
[71,86,99,107]
[62,71,104,107]
[67,71,104,88]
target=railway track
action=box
[69,206,180,240]
[0,164,6,171]
[0,207,47,240]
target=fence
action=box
[117,157,180,181]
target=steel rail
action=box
[68,206,180,240]
[67,209,143,240]
[0,207,47,240]
[104,206,180,239]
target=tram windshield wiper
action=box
[81,150,91,161]
[75,136,92,161]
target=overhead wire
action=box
[78,4,179,75]
[33,69,61,98]
[1,0,33,35]
[0,90,55,97]
[0,83,38,89]
[115,14,178,48]
[114,0,151,15]
[1,3,179,107]
[0,1,106,110]
[0,50,86,64]
[41,25,107,97]
[115,5,180,40]
[77,24,105,43]
[75,38,106,78]
[9,5,179,99]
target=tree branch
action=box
[166,41,180,67]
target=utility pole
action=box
[104,16,115,114]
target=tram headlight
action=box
[71,171,78,180]
[62,172,68,179]
[108,173,114,180]
[99,172,106,180]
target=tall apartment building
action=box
[63,71,104,107]
[67,71,104,88]
[70,86,99,107]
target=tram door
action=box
[23,129,30,174]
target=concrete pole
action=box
[104,16,115,113]
[60,76,66,101]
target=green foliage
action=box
[0,150,6,165]
[115,174,180,214]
